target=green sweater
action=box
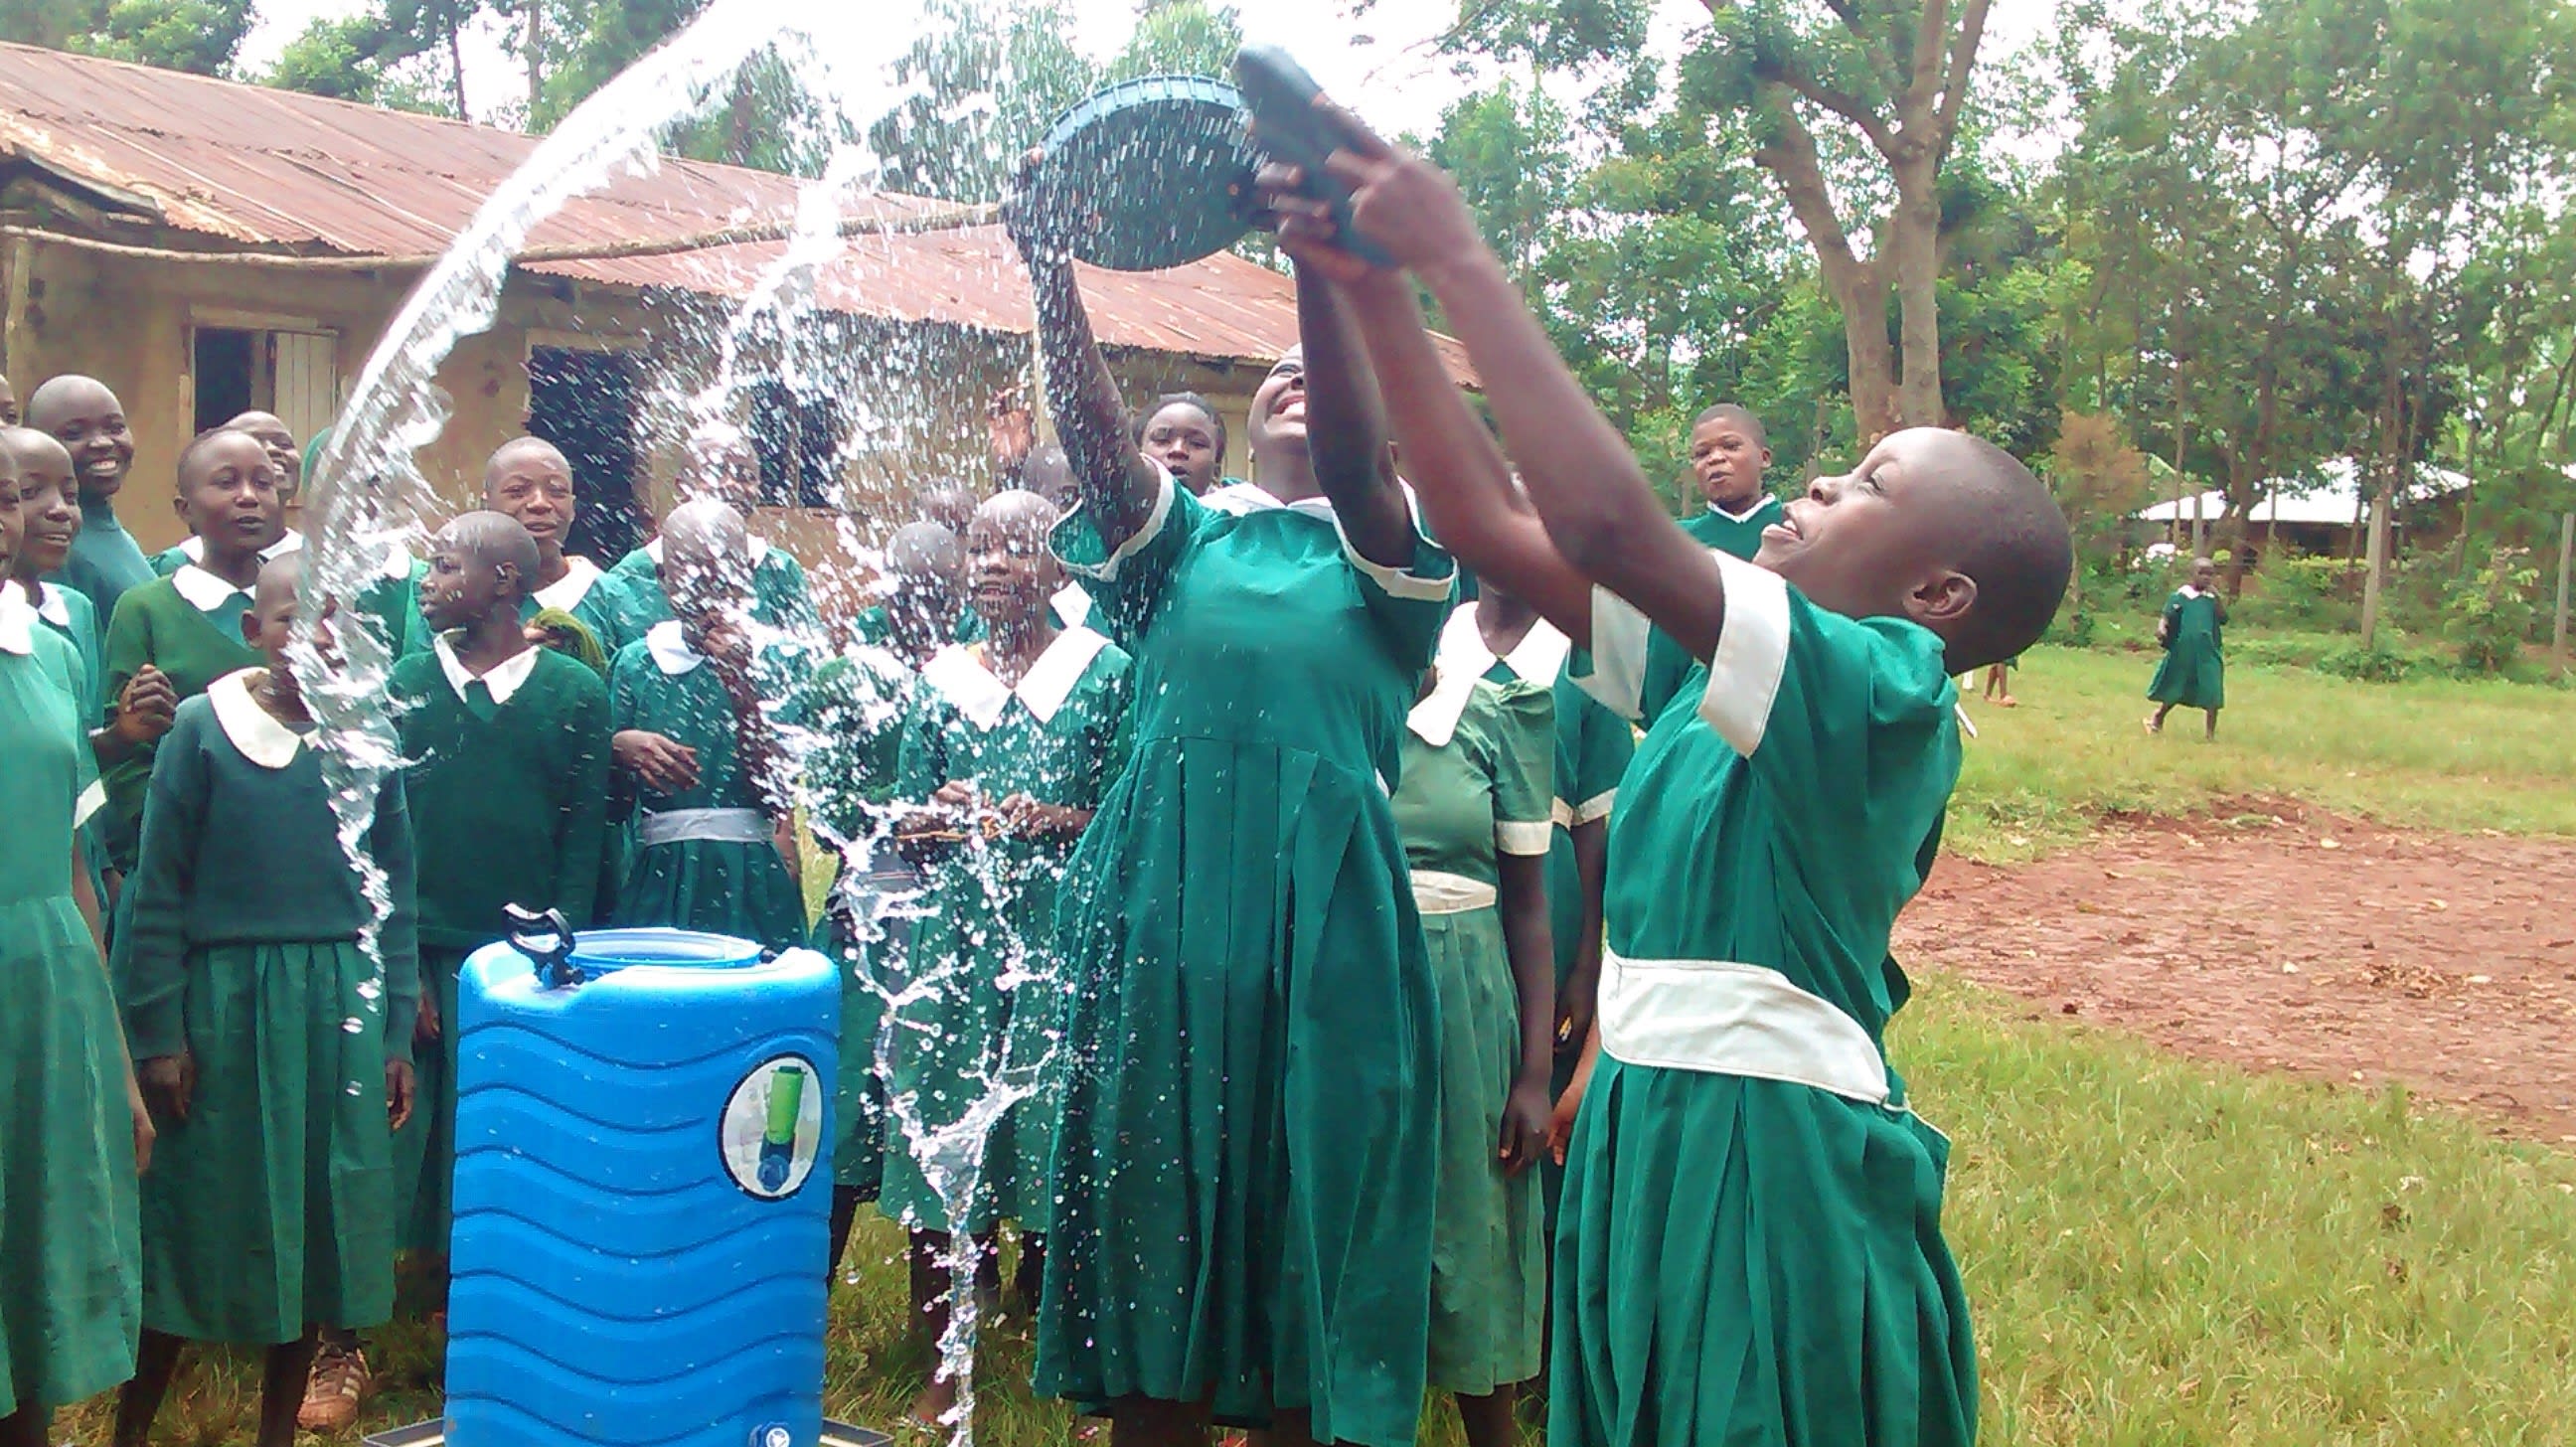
[99,574,263,871]
[390,644,612,947]
[117,687,420,1061]
[59,498,156,631]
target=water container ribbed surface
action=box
[444,928,838,1447]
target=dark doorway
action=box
[748,378,842,509]
[527,346,646,564]
[194,328,255,432]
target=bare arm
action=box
[1557,816,1608,1058]
[1496,849,1556,1175]
[1007,153,1159,545]
[1292,262,1416,567]
[1280,109,1730,659]
[1328,266,1592,638]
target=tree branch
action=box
[1931,0,1993,158]
[1750,100,1868,293]
[1755,57,1899,159]
[1904,0,1951,132]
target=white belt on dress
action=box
[1411,870,1499,915]
[1597,947,1892,1105]
[636,807,771,847]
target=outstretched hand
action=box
[1255,94,1486,284]
[1001,147,1075,268]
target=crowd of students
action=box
[0,104,2075,1447]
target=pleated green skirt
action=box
[138,941,397,1344]
[1422,906,1544,1396]
[1549,1054,1977,1447]
[881,850,1067,1234]
[0,895,141,1415]
[1037,737,1439,1447]
[611,838,807,952]
[393,944,470,1258]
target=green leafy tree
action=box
[4,0,255,75]
[864,0,1099,202]
[1105,0,1242,82]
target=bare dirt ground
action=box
[1897,797,2576,1143]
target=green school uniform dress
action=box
[13,579,114,905]
[606,623,809,950]
[389,639,610,1257]
[117,671,420,1344]
[1638,495,1783,725]
[0,602,139,1418]
[2149,584,2225,711]
[796,644,921,1201]
[1388,672,1555,1397]
[98,566,265,876]
[60,497,157,633]
[1554,551,1975,1447]
[1037,472,1455,1447]
[880,629,1130,1234]
[148,529,305,578]
[608,536,819,636]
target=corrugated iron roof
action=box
[0,42,1475,378]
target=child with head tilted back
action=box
[606,499,809,950]
[884,491,1130,1426]
[110,554,418,1447]
[1262,98,2071,1447]
[93,429,285,915]
[367,512,611,1395]
[0,431,153,1447]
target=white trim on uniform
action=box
[0,586,33,654]
[1496,819,1553,857]
[4,578,73,629]
[1570,787,1617,826]
[1434,604,1572,690]
[643,620,704,676]
[76,780,105,828]
[1705,498,1776,525]
[433,634,543,707]
[636,807,771,846]
[1060,465,1177,584]
[1405,664,1482,747]
[1410,870,1498,914]
[920,626,1112,730]
[645,534,769,566]
[531,554,604,614]
[1597,948,1890,1104]
[1333,513,1452,602]
[171,563,255,613]
[1695,552,1792,756]
[1578,585,1651,723]
[174,530,304,565]
[1050,581,1094,629]
[207,668,305,768]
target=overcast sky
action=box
[238,0,2059,148]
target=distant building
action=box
[2135,459,2474,561]
[0,42,1469,580]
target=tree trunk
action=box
[1830,266,1900,442]
[1889,158,1944,427]
[449,25,471,123]
[526,0,543,116]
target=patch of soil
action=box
[1898,797,2576,1143]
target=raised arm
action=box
[1321,265,1591,638]
[1290,262,1415,567]
[1008,156,1161,547]
[1282,107,1731,662]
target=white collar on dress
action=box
[1,578,71,630]
[644,620,704,676]
[176,530,303,564]
[1436,603,1569,687]
[1202,478,1423,524]
[208,668,304,768]
[1407,664,1483,747]
[1050,580,1093,628]
[434,634,543,706]
[532,554,602,613]
[918,626,1110,730]
[0,585,33,655]
[2178,583,2208,598]
[645,534,769,565]
[172,563,256,612]
[1706,496,1777,525]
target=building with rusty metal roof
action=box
[0,41,1464,564]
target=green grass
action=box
[61,977,2576,1446]
[1951,643,2576,861]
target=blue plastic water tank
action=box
[444,928,838,1447]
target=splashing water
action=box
[286,4,1127,1441]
